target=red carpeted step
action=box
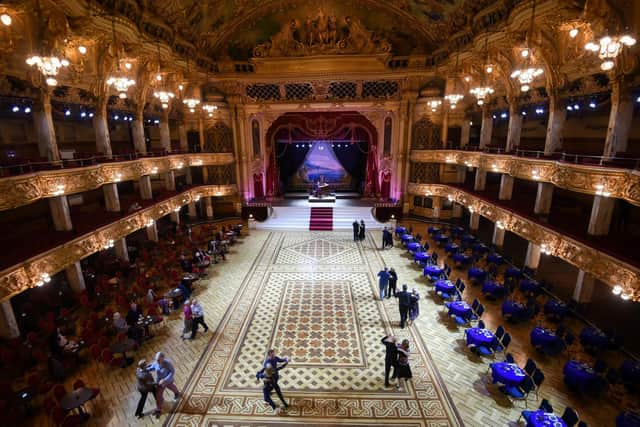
[309,207,333,230]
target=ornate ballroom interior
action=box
[0,0,640,426]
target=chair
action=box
[519,398,553,424]
[577,422,588,427]
[561,407,580,427]
[500,376,535,407]
[495,333,511,359]
[494,325,505,342]
[471,299,479,312]
[457,282,466,294]
[505,353,515,364]
[524,358,537,377]
[471,305,484,323]
[100,349,125,368]
[477,320,486,330]
[73,379,100,401]
[532,369,545,398]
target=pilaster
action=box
[114,237,129,262]
[506,101,522,152]
[498,175,514,200]
[474,168,486,191]
[139,175,153,200]
[65,261,86,294]
[49,196,73,231]
[544,91,566,155]
[479,105,493,149]
[603,77,634,157]
[525,242,541,269]
[146,222,159,242]
[33,89,60,161]
[534,182,554,216]
[588,195,615,236]
[103,183,120,212]
[469,211,480,231]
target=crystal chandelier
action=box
[202,104,218,117]
[444,52,464,109]
[585,34,636,71]
[154,90,175,109]
[182,83,201,113]
[511,67,543,92]
[427,99,442,112]
[470,86,494,105]
[26,56,70,86]
[183,98,200,112]
[106,20,135,98]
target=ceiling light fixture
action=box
[511,0,544,92]
[569,28,579,38]
[106,19,135,99]
[585,33,636,71]
[0,13,11,26]
[471,34,494,105]
[78,45,87,55]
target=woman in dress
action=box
[408,288,420,325]
[359,220,366,241]
[394,339,412,389]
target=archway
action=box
[265,112,379,197]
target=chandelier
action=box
[26,56,69,86]
[183,98,200,112]
[427,99,442,112]
[470,86,494,105]
[511,67,543,92]
[154,90,175,109]
[106,20,135,98]
[202,104,218,117]
[182,82,201,113]
[585,34,636,71]
[444,52,465,109]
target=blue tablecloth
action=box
[472,243,489,254]
[620,360,640,384]
[462,234,476,244]
[466,328,496,348]
[482,280,505,298]
[435,233,449,244]
[395,226,406,235]
[520,279,543,293]
[505,267,522,279]
[414,252,430,264]
[486,253,504,265]
[424,265,443,278]
[448,301,472,318]
[427,226,441,235]
[491,362,526,387]
[531,327,563,348]
[468,267,487,281]
[617,411,640,427]
[579,326,609,349]
[526,411,567,427]
[435,280,455,294]
[444,242,459,254]
[544,299,568,318]
[407,242,421,252]
[563,360,600,389]
[453,253,472,265]
[451,226,465,236]
[502,300,528,320]
[401,234,414,244]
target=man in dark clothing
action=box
[352,220,359,242]
[359,220,366,241]
[388,268,398,298]
[381,335,398,387]
[257,355,289,414]
[396,284,412,328]
[135,359,159,418]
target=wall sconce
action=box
[468,206,474,213]
[194,196,201,202]
[249,214,254,219]
[540,243,551,255]
[532,170,540,180]
[595,184,610,197]
[193,159,203,166]
[390,214,395,219]
[151,167,159,174]
[35,272,51,287]
[103,239,114,250]
[496,221,505,229]
[612,285,623,295]
[52,184,65,196]
[445,157,455,163]
[621,291,632,301]
[492,164,498,172]
[173,207,181,213]
[177,162,184,169]
[114,173,122,182]
[146,219,154,227]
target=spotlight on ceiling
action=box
[78,45,87,55]
[0,13,11,26]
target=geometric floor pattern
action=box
[167,232,463,426]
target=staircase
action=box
[255,206,385,231]
[309,207,333,231]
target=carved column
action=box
[492,224,505,247]
[479,105,493,149]
[506,100,522,153]
[603,77,634,157]
[146,222,159,242]
[452,203,463,218]
[460,119,471,148]
[573,269,596,304]
[188,201,197,218]
[132,107,147,154]
[33,89,60,161]
[170,211,180,224]
[230,102,250,201]
[159,109,171,151]
[498,175,514,200]
[474,168,486,191]
[534,182,554,216]
[139,175,153,200]
[432,196,442,219]
[103,183,121,212]
[198,115,206,152]
[205,197,214,218]
[524,242,541,269]
[544,91,566,155]
[469,211,480,231]
[441,110,449,148]
[65,261,86,294]
[588,195,615,236]
[178,122,188,152]
[93,98,113,158]
[0,301,19,339]
[49,196,73,231]
[114,237,129,262]
[164,170,176,191]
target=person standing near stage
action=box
[381,335,398,387]
[381,227,391,249]
[388,268,398,298]
[352,220,360,242]
[377,267,391,300]
[408,288,421,325]
[359,219,366,241]
[395,284,411,328]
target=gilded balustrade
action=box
[410,150,640,207]
[408,183,640,301]
[0,185,237,302]
[0,153,235,211]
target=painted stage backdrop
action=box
[291,142,351,188]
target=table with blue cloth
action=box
[461,234,476,244]
[453,253,472,265]
[620,359,640,385]
[401,234,414,245]
[444,242,459,254]
[490,362,526,387]
[505,267,522,279]
[617,411,640,427]
[531,327,564,354]
[502,300,528,321]
[520,279,543,294]
[427,226,441,235]
[482,280,506,298]
[544,299,568,318]
[424,265,444,279]
[468,267,487,282]
[466,328,497,348]
[563,360,604,392]
[448,300,472,319]
[472,243,489,254]
[451,226,465,236]
[407,242,421,252]
[414,252,430,264]
[435,279,455,295]
[579,326,609,350]
[435,233,449,244]
[395,226,406,236]
[526,411,567,427]
[486,253,504,265]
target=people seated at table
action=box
[50,327,79,356]
[113,312,129,334]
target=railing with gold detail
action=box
[407,183,640,302]
[410,150,640,207]
[0,153,235,211]
[0,185,237,302]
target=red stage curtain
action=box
[363,143,379,197]
[253,173,264,198]
[380,170,391,199]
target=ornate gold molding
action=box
[0,153,235,211]
[0,185,238,302]
[410,150,640,207]
[408,183,640,301]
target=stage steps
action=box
[255,206,386,231]
[309,207,333,230]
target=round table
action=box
[579,326,609,349]
[466,328,496,348]
[448,301,472,319]
[472,243,489,254]
[60,387,94,413]
[482,280,505,298]
[544,299,568,318]
[461,234,476,244]
[531,327,562,348]
[491,362,526,386]
[468,267,487,281]
[401,234,414,244]
[453,253,472,265]
[427,226,441,235]
[182,273,199,282]
[395,226,407,235]
[526,411,567,427]
[505,267,522,279]
[486,253,504,265]
[435,233,449,244]
[414,252,430,264]
[444,243,459,254]
[424,265,443,278]
[407,242,421,252]
[521,279,542,294]
[435,280,455,295]
[502,300,527,320]
[563,360,600,389]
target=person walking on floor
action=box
[381,335,398,387]
[135,359,160,419]
[408,288,421,325]
[256,358,289,414]
[381,227,389,249]
[150,352,181,412]
[352,220,360,242]
[392,339,413,389]
[377,267,391,301]
[190,298,209,339]
[385,228,394,248]
[182,299,192,340]
[359,219,366,241]
[396,284,411,328]
[388,268,398,298]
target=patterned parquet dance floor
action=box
[167,231,463,426]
